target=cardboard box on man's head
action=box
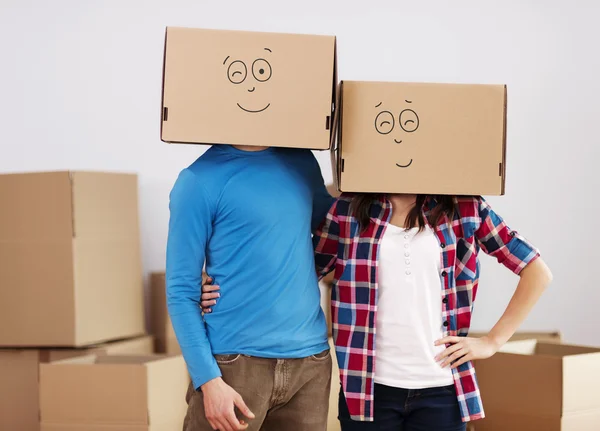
[334,81,507,195]
[161,27,337,150]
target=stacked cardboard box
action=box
[150,272,182,355]
[0,336,154,431]
[0,171,145,347]
[39,354,189,430]
[0,172,186,430]
[474,339,600,431]
[467,332,563,431]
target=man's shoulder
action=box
[183,147,231,181]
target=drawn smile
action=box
[396,159,413,168]
[237,103,270,113]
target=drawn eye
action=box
[252,59,272,82]
[375,111,394,134]
[227,60,247,84]
[400,109,419,132]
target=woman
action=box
[311,192,551,430]
[202,192,552,430]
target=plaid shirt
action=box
[313,194,540,423]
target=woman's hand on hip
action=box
[434,336,500,369]
[200,272,220,313]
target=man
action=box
[167,143,335,431]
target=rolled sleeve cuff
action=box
[192,361,222,391]
[502,234,541,275]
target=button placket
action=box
[404,230,412,277]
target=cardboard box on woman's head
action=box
[333,81,507,195]
[161,27,337,150]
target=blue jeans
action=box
[339,383,466,431]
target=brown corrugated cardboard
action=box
[161,27,337,150]
[334,81,507,195]
[475,340,600,430]
[0,171,145,346]
[165,336,182,356]
[39,354,189,430]
[0,336,153,431]
[150,272,182,354]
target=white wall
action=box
[1,1,598,344]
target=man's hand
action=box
[434,336,500,369]
[201,274,220,313]
[202,377,255,431]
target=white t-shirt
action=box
[374,224,454,389]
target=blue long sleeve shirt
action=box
[166,145,334,389]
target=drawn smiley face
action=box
[374,100,420,168]
[223,48,273,113]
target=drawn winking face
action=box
[374,100,420,168]
[224,48,273,113]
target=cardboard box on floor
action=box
[0,335,153,431]
[475,340,600,430]
[150,272,181,355]
[161,27,337,150]
[333,81,507,195]
[0,171,145,347]
[39,354,189,431]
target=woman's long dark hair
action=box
[350,193,456,232]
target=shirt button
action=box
[442,297,449,304]
[443,321,449,327]
[404,235,410,240]
[405,259,410,265]
[441,271,448,277]
[406,270,411,276]
[404,244,410,249]
[441,243,446,249]
[404,252,410,257]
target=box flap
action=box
[535,342,600,357]
[44,336,154,362]
[161,27,335,150]
[562,409,600,431]
[0,172,73,241]
[468,331,562,343]
[98,336,154,356]
[498,339,538,354]
[563,352,600,413]
[338,81,506,195]
[40,357,149,425]
[71,172,139,240]
[95,355,170,365]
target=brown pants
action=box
[184,350,332,431]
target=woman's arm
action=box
[436,197,552,368]
[436,258,552,368]
[484,257,552,348]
